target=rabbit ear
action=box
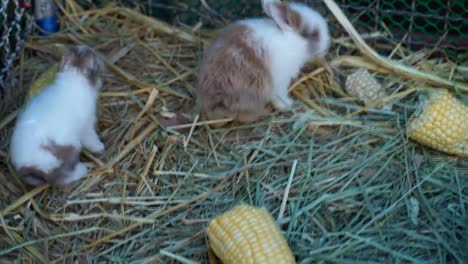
[61,46,96,70]
[262,0,294,31]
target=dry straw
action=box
[0,0,466,262]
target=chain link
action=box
[0,0,32,94]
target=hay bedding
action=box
[0,0,467,263]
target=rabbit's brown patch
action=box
[61,45,105,88]
[42,141,78,162]
[197,24,271,124]
[288,8,303,30]
[18,141,80,186]
[18,165,48,186]
[284,6,319,41]
[41,141,80,185]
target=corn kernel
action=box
[345,69,392,110]
[206,204,296,264]
[407,89,467,157]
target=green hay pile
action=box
[0,0,466,262]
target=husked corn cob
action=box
[206,204,295,264]
[345,69,392,110]
[407,89,467,157]
[27,63,59,99]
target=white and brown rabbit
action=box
[9,45,105,186]
[197,0,330,125]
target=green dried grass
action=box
[0,0,466,263]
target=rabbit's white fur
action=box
[237,18,308,108]
[10,47,104,186]
[247,1,330,108]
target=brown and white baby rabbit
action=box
[10,45,105,186]
[197,0,330,124]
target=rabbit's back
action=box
[197,22,273,122]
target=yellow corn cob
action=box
[345,69,392,110]
[27,63,59,100]
[407,89,467,157]
[206,204,296,264]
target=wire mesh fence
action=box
[338,0,468,51]
[120,0,468,52]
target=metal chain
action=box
[0,0,32,93]
[0,1,10,77]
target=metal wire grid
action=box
[121,0,468,52]
[336,0,468,51]
[0,0,32,94]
